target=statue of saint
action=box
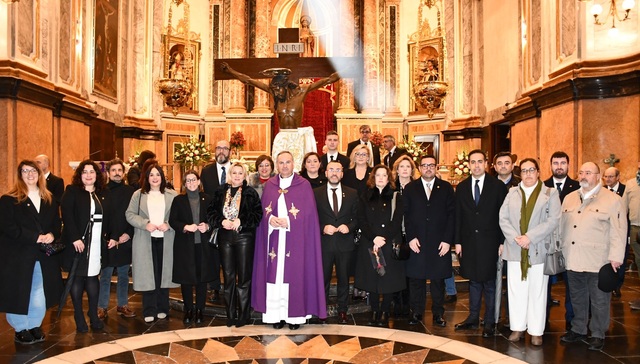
[299,15,315,57]
[221,62,339,129]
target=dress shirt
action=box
[422,177,435,198]
[217,162,230,185]
[608,182,620,193]
[326,152,338,162]
[553,177,568,191]
[327,183,342,212]
[472,174,486,201]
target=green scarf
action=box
[519,180,542,280]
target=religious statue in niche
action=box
[169,51,186,80]
[420,58,439,82]
[299,15,315,57]
[221,63,339,129]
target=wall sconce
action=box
[589,0,635,36]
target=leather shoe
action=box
[272,321,285,329]
[368,311,379,326]
[408,314,423,325]
[183,309,193,324]
[97,307,108,320]
[194,309,203,324]
[454,320,479,330]
[630,300,640,310]
[117,305,136,318]
[482,326,497,338]
[561,330,587,343]
[289,323,301,330]
[432,315,446,327]
[508,331,524,342]
[14,329,36,345]
[338,311,348,324]
[551,298,560,306]
[208,290,220,302]
[377,312,389,327]
[531,335,543,346]
[444,294,457,303]
[587,337,604,351]
[29,327,45,343]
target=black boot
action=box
[183,309,193,324]
[368,311,379,326]
[195,309,204,324]
[378,312,389,327]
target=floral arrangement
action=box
[230,131,246,150]
[398,138,429,162]
[369,131,384,148]
[452,150,470,178]
[173,136,212,167]
[128,152,140,167]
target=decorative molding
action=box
[54,100,97,126]
[118,126,164,141]
[505,71,640,124]
[0,76,62,109]
[441,127,483,141]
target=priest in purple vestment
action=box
[251,151,326,330]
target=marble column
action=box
[362,0,380,114]
[385,2,401,116]
[337,0,356,114]
[128,0,153,120]
[252,0,271,113]
[225,0,247,113]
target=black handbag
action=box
[389,192,410,260]
[39,241,66,256]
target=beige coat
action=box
[125,189,179,291]
[560,185,627,273]
[625,178,640,227]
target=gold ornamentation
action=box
[289,203,299,219]
[269,247,277,262]
[265,202,272,216]
[278,188,288,195]
[286,251,291,257]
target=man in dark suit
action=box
[604,166,627,297]
[543,150,579,331]
[346,125,381,166]
[35,154,64,204]
[454,149,507,338]
[404,154,455,327]
[320,131,350,171]
[200,139,231,301]
[382,135,407,168]
[493,151,521,188]
[314,161,359,324]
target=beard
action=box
[579,179,590,189]
[553,169,567,179]
[216,153,229,164]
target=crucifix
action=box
[604,153,620,167]
[214,28,362,130]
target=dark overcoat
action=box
[455,174,507,282]
[354,185,406,294]
[101,181,135,267]
[403,177,455,279]
[61,185,108,276]
[169,192,216,284]
[314,184,360,252]
[0,195,63,314]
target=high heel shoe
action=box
[183,309,193,324]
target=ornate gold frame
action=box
[409,36,444,113]
[161,34,201,113]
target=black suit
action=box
[543,176,579,203]
[46,173,65,204]
[198,162,227,290]
[455,174,507,326]
[101,181,135,267]
[610,183,626,197]
[404,177,455,316]
[346,140,381,166]
[321,153,350,171]
[314,184,359,313]
[384,147,408,168]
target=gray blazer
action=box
[126,189,179,291]
[499,184,561,265]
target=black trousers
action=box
[468,279,496,326]
[142,237,169,317]
[71,276,99,330]
[409,277,445,316]
[322,242,353,313]
[370,293,393,312]
[219,230,254,321]
[181,244,207,310]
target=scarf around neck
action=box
[518,180,542,280]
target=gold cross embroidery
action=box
[289,203,300,219]
[269,247,277,262]
[286,251,291,258]
[278,188,288,195]
[264,202,272,216]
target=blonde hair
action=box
[6,160,53,205]
[392,154,420,180]
[349,144,370,169]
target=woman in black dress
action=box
[0,160,63,344]
[169,170,215,324]
[354,165,406,327]
[342,144,373,197]
[300,152,327,189]
[208,163,263,327]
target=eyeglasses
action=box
[420,163,436,169]
[328,168,343,173]
[21,169,38,175]
[579,171,596,176]
[355,153,368,157]
[361,130,371,134]
[521,168,538,175]
[215,146,230,151]
[185,178,198,183]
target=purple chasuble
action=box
[251,174,327,319]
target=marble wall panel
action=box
[16,102,53,161]
[18,0,35,57]
[0,100,13,193]
[538,103,576,178]
[59,0,71,82]
[561,0,576,58]
[59,117,90,184]
[531,0,542,82]
[579,96,640,181]
[510,118,538,164]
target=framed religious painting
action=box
[92,0,119,102]
[408,36,444,113]
[161,34,201,114]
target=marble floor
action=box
[1,272,639,364]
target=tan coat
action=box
[560,185,627,273]
[625,178,640,227]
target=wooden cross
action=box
[603,153,620,167]
[213,28,362,83]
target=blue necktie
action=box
[220,166,226,185]
[474,179,480,206]
[556,182,562,193]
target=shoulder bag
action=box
[390,191,410,260]
[543,187,566,275]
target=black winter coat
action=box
[101,181,134,267]
[207,181,263,235]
